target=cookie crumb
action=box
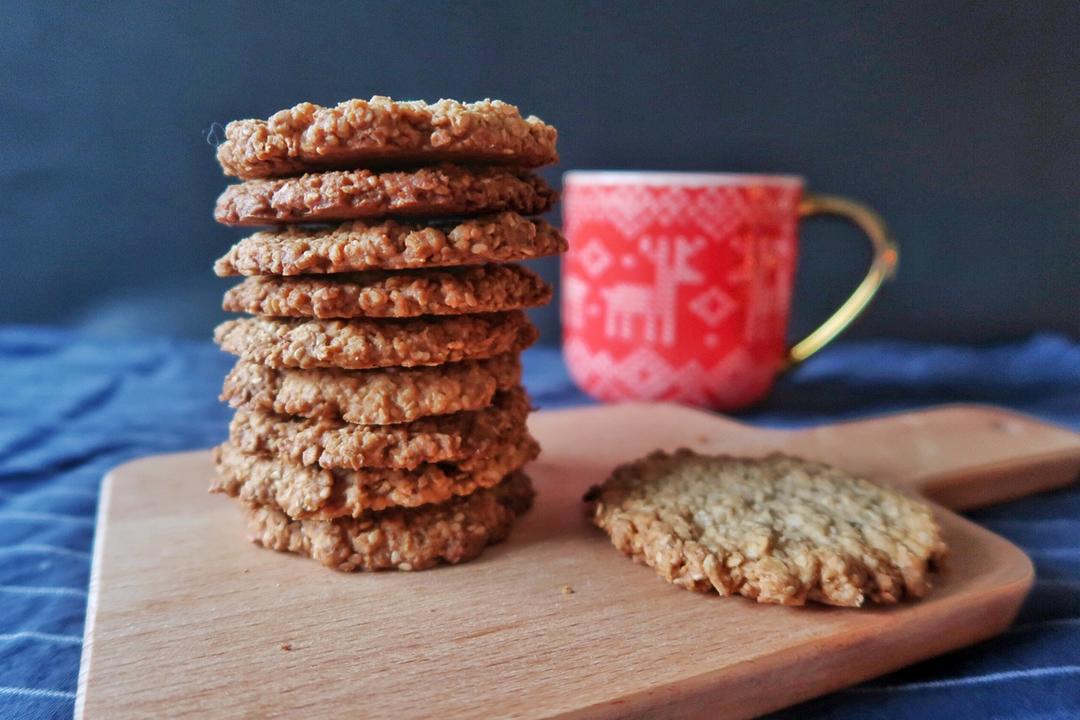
[279,642,292,652]
[560,584,574,595]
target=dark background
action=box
[2,1,1077,345]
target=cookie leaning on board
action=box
[585,450,948,607]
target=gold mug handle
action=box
[786,194,899,366]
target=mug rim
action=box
[563,170,805,187]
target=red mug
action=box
[560,171,898,410]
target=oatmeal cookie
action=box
[212,432,539,518]
[229,386,531,470]
[586,450,948,607]
[214,311,536,370]
[214,165,556,226]
[213,213,566,276]
[222,264,551,319]
[216,97,558,179]
[221,353,521,425]
[243,471,535,572]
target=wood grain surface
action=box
[76,403,1080,719]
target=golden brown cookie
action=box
[222,264,551,319]
[586,450,947,607]
[216,97,558,179]
[214,165,556,226]
[213,213,567,277]
[221,353,521,425]
[243,471,535,572]
[214,311,537,370]
[212,432,539,518]
[229,387,531,470]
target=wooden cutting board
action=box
[76,403,1080,719]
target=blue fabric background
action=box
[0,326,1077,718]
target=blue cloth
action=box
[0,326,1077,720]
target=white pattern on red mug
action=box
[561,171,898,410]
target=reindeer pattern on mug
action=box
[599,236,705,345]
[562,182,800,408]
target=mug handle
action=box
[786,194,899,366]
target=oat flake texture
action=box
[216,96,558,179]
[587,450,948,607]
[213,433,539,519]
[213,311,538,370]
[222,264,551,319]
[213,213,566,277]
[244,471,535,572]
[227,387,531,470]
[220,354,521,426]
[214,165,556,226]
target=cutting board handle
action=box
[787,404,1080,511]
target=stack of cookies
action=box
[208,97,563,571]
